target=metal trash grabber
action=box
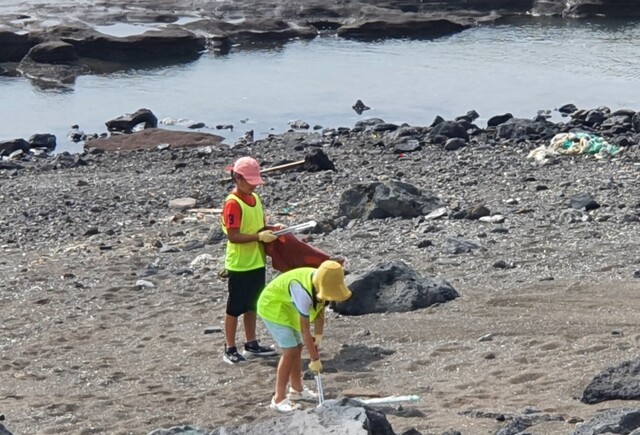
[272,220,317,237]
[220,159,306,184]
[315,373,325,406]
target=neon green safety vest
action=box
[257,267,324,331]
[221,192,265,271]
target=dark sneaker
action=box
[223,346,246,365]
[243,340,277,358]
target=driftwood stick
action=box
[261,159,306,174]
[187,208,223,214]
[359,395,421,405]
[220,159,306,183]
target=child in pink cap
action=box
[220,156,280,364]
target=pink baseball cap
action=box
[227,156,264,185]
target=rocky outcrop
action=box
[87,128,225,152]
[565,0,640,18]
[0,30,34,62]
[17,42,86,88]
[337,16,471,40]
[1,25,204,86]
[62,27,206,61]
[4,0,639,89]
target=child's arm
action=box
[225,227,260,244]
[300,316,320,361]
[313,307,325,346]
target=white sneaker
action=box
[269,397,302,413]
[287,386,318,402]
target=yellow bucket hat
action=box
[313,260,352,302]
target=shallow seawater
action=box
[2,17,640,153]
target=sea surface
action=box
[1,17,640,153]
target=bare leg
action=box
[275,347,297,403]
[224,314,238,348]
[243,311,257,343]
[289,344,304,392]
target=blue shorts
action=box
[262,319,302,349]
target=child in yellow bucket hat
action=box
[257,260,351,413]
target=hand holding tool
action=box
[308,359,323,374]
[258,230,277,243]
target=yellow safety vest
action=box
[221,192,265,271]
[257,267,324,331]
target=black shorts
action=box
[226,267,266,317]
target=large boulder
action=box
[428,120,469,141]
[339,180,441,220]
[582,358,640,404]
[334,260,459,315]
[495,117,557,140]
[29,134,57,150]
[487,113,513,127]
[106,108,158,133]
[303,148,336,172]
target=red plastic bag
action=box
[264,233,333,273]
